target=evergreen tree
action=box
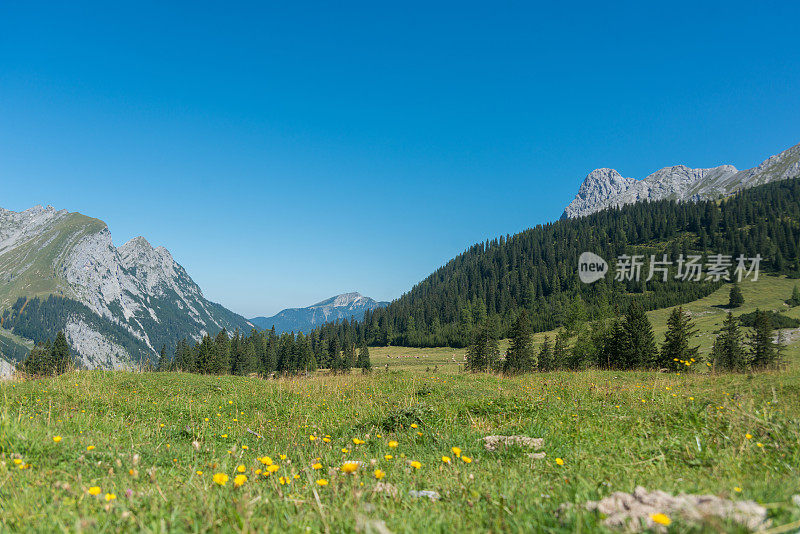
[787,285,800,307]
[748,309,782,369]
[728,283,744,308]
[658,306,700,371]
[602,319,627,369]
[51,331,73,375]
[157,344,169,371]
[356,342,372,373]
[327,338,341,373]
[466,316,500,372]
[710,312,746,371]
[213,329,231,374]
[622,301,657,368]
[342,342,356,374]
[537,336,553,372]
[503,310,535,374]
[552,328,570,370]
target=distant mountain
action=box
[0,205,252,372]
[562,142,800,218]
[251,292,389,333]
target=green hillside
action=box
[0,212,106,308]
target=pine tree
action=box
[157,344,169,371]
[552,328,570,370]
[602,319,628,369]
[659,306,700,371]
[466,316,500,372]
[213,329,231,374]
[328,338,341,374]
[728,283,744,308]
[710,312,746,371]
[537,336,553,372]
[503,310,535,374]
[748,309,782,369]
[51,331,73,375]
[356,342,372,373]
[787,285,800,307]
[622,301,657,368]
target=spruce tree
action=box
[601,319,627,369]
[157,344,169,371]
[748,309,782,369]
[356,342,372,373]
[503,310,535,374]
[622,301,657,368]
[710,312,746,371]
[728,284,744,308]
[51,331,73,375]
[537,336,553,372]
[552,328,570,370]
[787,285,800,307]
[658,306,700,371]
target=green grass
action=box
[2,275,799,532]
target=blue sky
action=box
[1,1,799,317]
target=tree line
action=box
[156,327,372,376]
[473,294,786,375]
[304,177,800,349]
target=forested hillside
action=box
[339,177,800,348]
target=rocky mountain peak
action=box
[562,142,799,218]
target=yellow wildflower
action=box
[88,486,101,496]
[650,513,671,526]
[374,469,386,480]
[213,473,229,485]
[316,479,328,486]
[234,474,247,487]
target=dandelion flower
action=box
[279,476,289,485]
[236,465,246,473]
[196,470,203,475]
[213,473,229,486]
[745,434,753,440]
[555,458,564,466]
[105,493,116,501]
[13,459,22,465]
[374,469,385,480]
[734,487,742,492]
[410,424,418,429]
[442,456,451,464]
[461,456,472,464]
[650,513,671,526]
[234,474,247,487]
[86,446,95,451]
[309,435,317,442]
[451,447,462,457]
[410,461,422,469]
[312,462,323,470]
[259,456,273,466]
[388,441,398,448]
[323,437,331,443]
[267,464,279,473]
[342,461,359,474]
[279,454,287,460]
[316,479,328,486]
[756,442,764,448]
[88,486,101,496]
[341,448,350,453]
[52,436,62,443]
[384,455,393,460]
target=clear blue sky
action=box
[2,1,799,317]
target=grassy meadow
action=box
[1,276,800,532]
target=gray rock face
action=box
[250,292,389,333]
[562,142,800,218]
[0,205,252,369]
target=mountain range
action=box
[0,206,252,372]
[250,292,388,334]
[562,142,800,218]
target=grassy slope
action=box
[0,212,106,308]
[1,276,799,532]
